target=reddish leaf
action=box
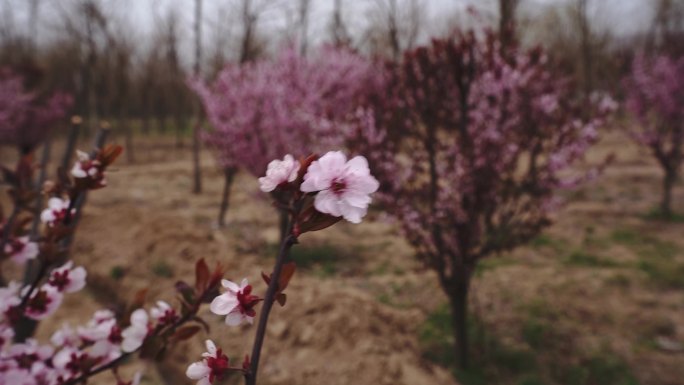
[296,154,318,183]
[276,293,287,307]
[278,262,296,292]
[173,325,201,341]
[195,258,210,292]
[192,316,211,333]
[99,144,124,166]
[131,289,147,310]
[261,271,271,286]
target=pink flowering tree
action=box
[0,142,379,384]
[349,32,615,368]
[623,53,684,218]
[191,46,379,228]
[0,69,72,154]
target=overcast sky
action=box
[1,0,657,68]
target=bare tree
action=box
[298,0,310,56]
[329,0,350,46]
[499,0,520,50]
[364,0,425,61]
[576,0,592,99]
[648,0,684,55]
[192,0,203,194]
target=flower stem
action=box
[245,230,296,385]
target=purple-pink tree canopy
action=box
[349,31,616,368]
[191,46,380,177]
[0,69,72,154]
[623,53,684,217]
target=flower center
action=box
[158,309,178,325]
[48,270,71,291]
[7,239,25,254]
[237,285,260,317]
[108,325,123,344]
[28,290,52,313]
[207,349,230,383]
[331,178,347,195]
[16,353,39,369]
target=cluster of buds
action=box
[70,148,117,190]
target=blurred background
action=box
[0,1,683,385]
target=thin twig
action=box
[245,230,296,385]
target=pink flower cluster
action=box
[191,46,379,177]
[0,69,72,153]
[623,53,684,164]
[350,32,615,269]
[258,151,379,224]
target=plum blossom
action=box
[47,261,87,293]
[3,236,38,264]
[50,324,79,347]
[71,150,107,188]
[121,309,150,352]
[258,154,300,192]
[300,151,379,223]
[210,279,260,326]
[71,150,99,178]
[40,197,71,226]
[77,310,116,342]
[24,285,63,320]
[150,300,178,325]
[0,282,21,322]
[186,340,231,385]
[0,325,14,350]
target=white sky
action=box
[1,0,656,69]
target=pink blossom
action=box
[258,154,300,192]
[150,300,178,325]
[50,324,79,347]
[0,324,14,350]
[121,309,149,352]
[300,151,379,223]
[70,150,105,185]
[77,310,116,342]
[24,285,63,320]
[4,236,38,264]
[47,261,87,293]
[186,340,231,385]
[6,339,54,373]
[0,281,21,322]
[209,279,260,326]
[40,198,71,226]
[0,69,72,152]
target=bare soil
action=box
[3,128,684,385]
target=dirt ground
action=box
[2,128,684,385]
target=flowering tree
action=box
[623,53,684,218]
[191,46,379,227]
[0,69,72,154]
[350,31,615,368]
[0,144,379,384]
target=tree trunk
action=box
[661,167,676,218]
[192,119,203,194]
[448,278,471,369]
[218,168,236,227]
